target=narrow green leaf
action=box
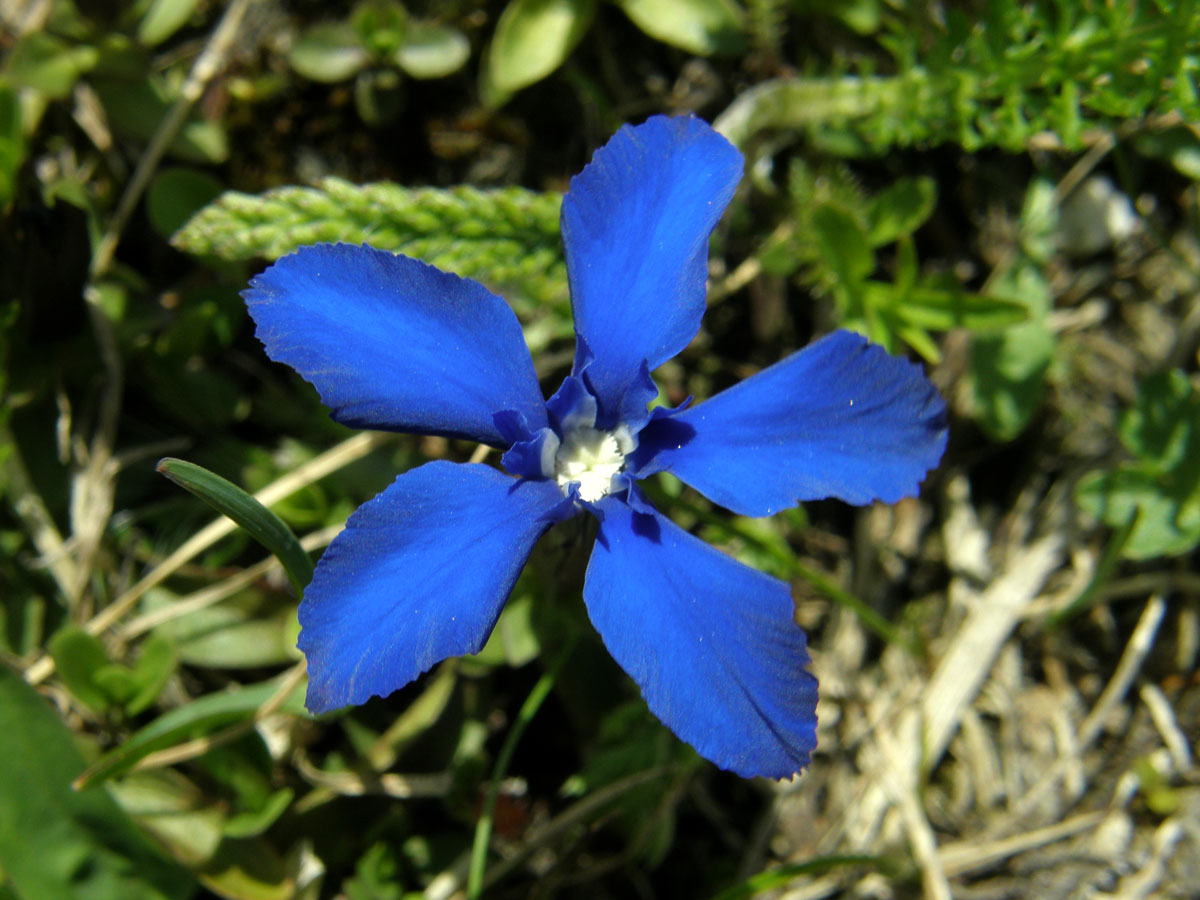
[74,672,308,788]
[709,855,882,900]
[613,0,746,56]
[484,0,596,95]
[157,458,313,592]
[0,667,196,899]
[0,84,25,211]
[895,286,1029,331]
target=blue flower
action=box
[243,115,947,779]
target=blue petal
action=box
[244,243,547,444]
[630,330,948,516]
[299,461,571,712]
[583,497,818,778]
[561,116,742,427]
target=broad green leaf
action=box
[971,321,1055,441]
[613,0,746,56]
[6,32,98,99]
[1076,469,1200,560]
[146,167,225,239]
[93,77,228,163]
[171,178,568,308]
[157,458,314,592]
[1117,369,1200,473]
[0,667,196,899]
[484,0,596,95]
[1018,178,1058,264]
[158,602,299,670]
[895,286,1028,331]
[865,176,936,246]
[137,0,201,46]
[197,838,293,900]
[394,21,471,79]
[107,770,226,866]
[74,672,308,788]
[969,263,1055,440]
[287,23,370,83]
[1076,369,1200,560]
[474,595,541,667]
[48,625,115,713]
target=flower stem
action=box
[466,636,577,899]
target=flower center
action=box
[554,424,633,502]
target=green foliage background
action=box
[3,1,1200,898]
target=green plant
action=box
[287,0,470,125]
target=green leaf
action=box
[126,633,179,715]
[1018,178,1058,264]
[612,0,745,56]
[93,77,228,163]
[969,263,1055,441]
[0,83,25,211]
[74,672,308,788]
[107,770,225,866]
[1117,369,1200,473]
[6,32,98,99]
[0,667,196,899]
[713,75,905,148]
[137,0,201,46]
[484,0,596,95]
[147,167,225,240]
[351,0,409,58]
[48,625,115,713]
[1076,469,1200,560]
[222,788,294,839]
[709,855,883,900]
[287,23,370,83]
[811,204,873,285]
[171,178,567,307]
[156,601,299,670]
[894,286,1029,331]
[474,595,541,667]
[865,176,936,246]
[394,21,470,79]
[157,458,314,592]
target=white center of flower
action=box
[554,424,633,502]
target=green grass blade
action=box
[157,457,314,592]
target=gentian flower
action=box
[243,115,947,779]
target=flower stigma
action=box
[554,423,634,502]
